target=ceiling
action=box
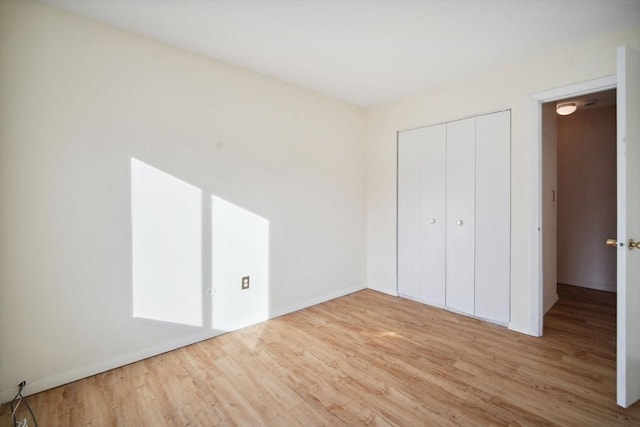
[40,0,640,107]
[555,89,617,114]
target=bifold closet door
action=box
[397,125,446,304]
[419,124,446,305]
[399,111,510,324]
[475,111,511,323]
[445,118,476,316]
[397,128,422,300]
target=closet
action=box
[397,110,510,325]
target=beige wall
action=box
[366,27,640,334]
[0,0,366,400]
[557,106,617,291]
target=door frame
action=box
[529,75,617,337]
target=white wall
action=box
[0,0,366,401]
[557,106,617,291]
[366,27,640,335]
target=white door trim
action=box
[529,75,617,337]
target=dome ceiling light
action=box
[556,102,577,116]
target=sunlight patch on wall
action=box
[211,195,269,332]
[131,158,202,327]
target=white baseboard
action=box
[508,292,559,338]
[557,278,616,292]
[366,284,397,297]
[508,321,538,337]
[268,283,366,318]
[544,293,559,314]
[0,283,367,403]
[0,329,223,403]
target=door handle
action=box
[606,238,640,250]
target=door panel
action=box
[398,128,422,299]
[446,118,476,315]
[475,111,511,324]
[420,124,447,305]
[617,45,640,408]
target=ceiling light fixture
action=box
[556,102,577,116]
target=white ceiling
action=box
[41,0,640,107]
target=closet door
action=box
[446,118,476,315]
[475,111,511,323]
[420,124,446,305]
[398,128,422,300]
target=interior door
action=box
[617,45,640,408]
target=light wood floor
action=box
[3,284,640,426]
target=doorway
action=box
[532,46,640,409]
[529,75,617,337]
[541,89,617,319]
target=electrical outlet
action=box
[241,276,250,290]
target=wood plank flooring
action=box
[2,284,639,426]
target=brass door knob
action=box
[606,238,618,248]
[629,239,640,250]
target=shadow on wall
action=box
[131,158,270,333]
